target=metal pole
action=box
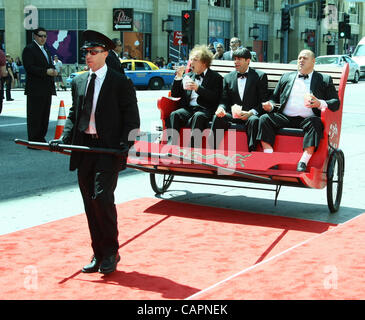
[283,5,289,64]
[234,0,238,37]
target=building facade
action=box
[1,0,364,68]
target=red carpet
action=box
[190,214,365,300]
[0,198,338,299]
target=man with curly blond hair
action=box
[167,45,223,147]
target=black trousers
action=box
[208,113,259,151]
[77,135,120,259]
[26,95,52,142]
[257,113,324,150]
[2,77,12,100]
[166,106,213,147]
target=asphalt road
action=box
[1,80,365,235]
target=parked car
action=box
[315,55,360,83]
[66,59,176,90]
[351,36,365,78]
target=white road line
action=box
[184,214,364,300]
[0,122,27,128]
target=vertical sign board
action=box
[173,31,184,46]
[113,8,134,31]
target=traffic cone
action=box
[54,100,66,139]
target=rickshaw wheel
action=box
[150,173,174,194]
[326,149,344,213]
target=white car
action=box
[315,55,360,83]
[352,37,365,78]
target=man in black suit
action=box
[106,38,125,74]
[208,48,268,151]
[49,30,140,274]
[22,28,58,143]
[257,49,340,172]
[167,44,223,147]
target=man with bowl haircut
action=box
[49,30,140,274]
[208,48,269,151]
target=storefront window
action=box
[122,12,151,60]
[208,19,230,51]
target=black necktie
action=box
[298,74,309,79]
[195,73,204,81]
[79,73,97,132]
[237,72,248,79]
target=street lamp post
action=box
[162,17,174,62]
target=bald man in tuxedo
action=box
[257,49,339,172]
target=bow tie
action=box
[237,72,248,79]
[195,73,204,81]
[298,74,309,79]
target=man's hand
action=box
[48,138,63,152]
[305,94,321,109]
[239,111,252,120]
[215,106,226,118]
[175,65,185,79]
[184,80,199,91]
[262,101,273,112]
[46,68,58,77]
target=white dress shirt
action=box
[269,71,327,116]
[85,64,108,134]
[236,67,258,116]
[284,71,315,117]
[33,40,49,63]
[189,69,207,107]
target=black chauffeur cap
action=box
[81,30,116,51]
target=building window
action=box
[348,2,358,14]
[208,19,230,50]
[254,0,269,12]
[208,0,231,8]
[0,9,4,29]
[252,24,268,62]
[305,3,317,19]
[38,8,87,30]
[133,12,152,33]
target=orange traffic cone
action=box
[54,100,66,139]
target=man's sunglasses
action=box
[36,34,47,38]
[81,49,106,56]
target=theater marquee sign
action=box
[113,8,134,31]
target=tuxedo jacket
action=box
[106,50,125,75]
[62,67,140,171]
[171,68,223,113]
[22,41,56,96]
[270,70,340,117]
[219,68,269,115]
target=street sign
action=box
[173,31,185,46]
[113,8,134,31]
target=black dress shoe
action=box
[6,98,14,101]
[98,253,120,274]
[296,161,307,172]
[82,256,101,273]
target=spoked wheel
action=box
[150,173,174,194]
[326,149,345,213]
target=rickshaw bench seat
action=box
[220,122,305,137]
